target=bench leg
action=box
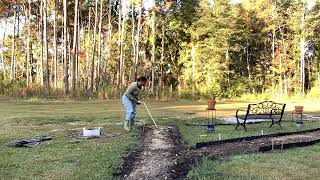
[243,123,247,131]
[269,122,274,128]
[235,117,240,130]
[235,117,247,131]
[278,122,282,128]
[270,119,282,129]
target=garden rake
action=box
[142,102,158,128]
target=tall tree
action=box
[151,6,156,93]
[120,0,126,86]
[85,7,91,90]
[117,0,122,88]
[10,6,16,81]
[96,0,103,92]
[90,0,98,93]
[72,0,79,97]
[44,0,50,95]
[1,20,7,77]
[53,0,57,89]
[64,0,69,95]
[26,0,32,85]
[106,0,112,82]
[40,0,44,86]
[134,0,143,80]
[130,1,136,83]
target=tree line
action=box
[0,0,319,99]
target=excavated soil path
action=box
[121,126,186,179]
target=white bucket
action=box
[83,127,101,137]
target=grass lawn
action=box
[1,97,320,179]
[0,99,141,179]
[187,145,320,179]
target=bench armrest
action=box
[236,109,247,117]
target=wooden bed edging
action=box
[259,139,320,152]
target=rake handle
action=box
[143,102,158,128]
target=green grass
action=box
[0,130,138,179]
[1,97,320,179]
[187,144,320,179]
[0,99,141,179]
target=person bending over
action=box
[122,76,147,131]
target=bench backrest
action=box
[247,101,286,116]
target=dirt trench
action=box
[119,126,320,180]
[120,126,193,180]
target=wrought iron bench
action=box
[235,101,286,131]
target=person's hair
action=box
[137,76,147,82]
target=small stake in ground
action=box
[143,102,158,128]
[218,133,221,140]
[272,139,274,151]
[261,130,264,135]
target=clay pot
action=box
[207,100,216,110]
[295,106,304,113]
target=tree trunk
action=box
[53,0,57,89]
[271,3,275,97]
[130,2,136,83]
[77,14,81,89]
[300,10,305,97]
[26,0,32,85]
[117,0,122,88]
[279,51,283,97]
[10,8,16,81]
[68,31,72,83]
[246,40,251,83]
[151,8,156,93]
[90,0,98,93]
[96,0,103,92]
[72,0,79,97]
[280,27,288,96]
[40,0,44,86]
[191,42,195,83]
[64,0,69,95]
[106,0,112,83]
[85,8,91,91]
[134,0,143,80]
[1,21,6,77]
[120,1,125,86]
[160,24,165,97]
[61,41,64,89]
[44,0,50,96]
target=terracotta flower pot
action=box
[295,106,304,113]
[207,100,216,110]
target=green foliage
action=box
[306,81,320,100]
